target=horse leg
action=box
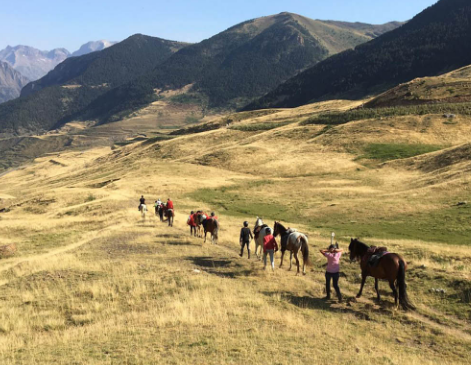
[389,280,398,309]
[375,278,381,303]
[204,231,207,244]
[357,273,367,298]
[294,252,300,276]
[288,252,293,271]
[279,251,285,268]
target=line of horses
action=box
[139,205,415,311]
[138,203,174,226]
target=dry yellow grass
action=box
[0,103,470,364]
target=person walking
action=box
[320,243,343,302]
[187,211,197,236]
[263,228,278,271]
[239,221,253,258]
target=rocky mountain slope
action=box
[0,61,30,103]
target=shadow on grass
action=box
[186,256,254,279]
[268,292,395,321]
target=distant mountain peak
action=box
[0,45,70,81]
[71,40,118,57]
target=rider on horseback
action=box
[210,212,218,220]
[138,195,145,210]
[167,198,174,210]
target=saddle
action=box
[364,246,389,268]
[280,229,298,252]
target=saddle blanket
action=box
[367,251,390,267]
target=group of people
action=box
[238,221,343,303]
[145,196,343,303]
[186,211,218,236]
[138,196,174,221]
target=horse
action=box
[203,218,219,244]
[349,238,415,310]
[273,221,310,275]
[139,204,148,221]
[157,205,164,222]
[195,212,207,238]
[253,217,270,260]
[165,208,174,227]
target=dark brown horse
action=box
[273,222,310,275]
[164,208,174,227]
[203,218,219,244]
[349,238,415,310]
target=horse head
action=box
[349,238,368,262]
[273,221,279,237]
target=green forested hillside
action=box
[0,35,187,135]
[247,0,471,110]
[74,13,401,124]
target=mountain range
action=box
[0,45,69,81]
[2,0,470,137]
[248,0,471,109]
[0,13,402,135]
[0,40,117,104]
[0,35,188,135]
[79,14,401,123]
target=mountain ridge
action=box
[247,0,471,110]
[74,12,402,124]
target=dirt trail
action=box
[0,222,128,273]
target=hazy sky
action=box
[0,0,438,51]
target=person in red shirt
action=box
[187,211,197,236]
[166,198,174,210]
[210,212,218,220]
[263,228,278,271]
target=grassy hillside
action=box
[248,0,471,109]
[0,35,188,135]
[365,65,471,108]
[0,97,470,363]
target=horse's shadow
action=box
[268,292,394,320]
[186,256,254,279]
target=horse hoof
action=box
[356,294,362,299]
[302,272,306,276]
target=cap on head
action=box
[211,212,215,216]
[191,211,194,214]
[243,221,249,227]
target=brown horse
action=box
[165,208,174,227]
[349,238,415,310]
[273,221,310,275]
[203,218,219,244]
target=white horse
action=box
[273,221,310,275]
[253,217,271,260]
[139,204,148,221]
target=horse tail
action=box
[398,260,415,311]
[299,236,310,266]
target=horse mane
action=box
[354,239,369,250]
[275,221,288,232]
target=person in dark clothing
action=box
[239,221,253,258]
[139,195,145,210]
